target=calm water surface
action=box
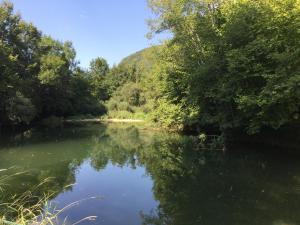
[1,123,300,225]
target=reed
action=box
[0,169,97,225]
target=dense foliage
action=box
[0,1,105,128]
[1,0,299,137]
[100,0,300,135]
[146,0,300,134]
[103,47,159,119]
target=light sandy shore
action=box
[65,118,144,123]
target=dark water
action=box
[1,123,300,225]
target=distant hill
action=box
[119,46,160,73]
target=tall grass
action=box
[0,170,97,225]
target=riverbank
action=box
[2,115,300,151]
[64,118,145,123]
[64,117,167,132]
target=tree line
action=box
[0,0,154,128]
[145,0,300,135]
[101,0,300,137]
[1,0,299,137]
[0,1,110,128]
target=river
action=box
[0,123,300,225]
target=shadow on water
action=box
[1,123,300,225]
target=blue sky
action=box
[10,0,167,68]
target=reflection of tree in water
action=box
[0,126,92,220]
[1,162,79,220]
[139,139,300,225]
[2,124,300,225]
[89,125,148,170]
[89,126,300,225]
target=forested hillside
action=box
[104,0,300,138]
[0,0,158,129]
[1,0,299,140]
[104,46,159,119]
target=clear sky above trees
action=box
[9,0,170,68]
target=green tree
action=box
[89,57,109,76]
[70,68,106,115]
[0,1,41,126]
[37,36,75,117]
[147,0,300,134]
[88,57,110,101]
[0,1,106,127]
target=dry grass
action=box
[0,170,98,225]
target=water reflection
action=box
[1,124,300,225]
